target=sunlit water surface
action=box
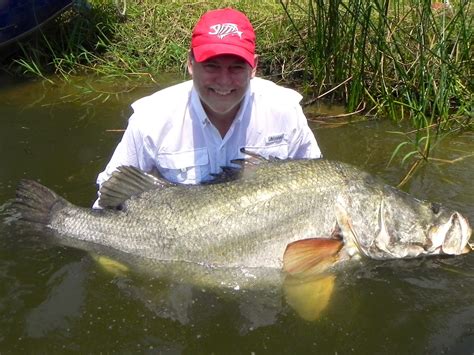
[0,76,473,354]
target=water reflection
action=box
[25,258,88,338]
[106,261,336,332]
[0,76,473,353]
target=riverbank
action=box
[1,0,472,174]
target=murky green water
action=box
[1,76,473,354]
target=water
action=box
[0,76,473,354]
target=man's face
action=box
[188,54,257,120]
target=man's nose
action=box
[216,68,233,85]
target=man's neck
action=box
[204,105,240,138]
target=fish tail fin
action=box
[13,179,67,225]
[283,238,343,276]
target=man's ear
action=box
[187,52,194,76]
[251,55,258,78]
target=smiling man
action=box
[94,8,322,205]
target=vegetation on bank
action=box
[1,0,472,178]
[281,0,473,181]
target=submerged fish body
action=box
[11,158,472,270]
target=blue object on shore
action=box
[0,0,77,47]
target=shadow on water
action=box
[0,76,473,353]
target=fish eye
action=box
[431,203,441,214]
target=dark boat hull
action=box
[0,0,75,47]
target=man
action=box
[94,8,321,206]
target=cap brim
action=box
[193,43,255,68]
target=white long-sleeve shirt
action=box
[95,77,321,206]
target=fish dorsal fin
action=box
[230,147,280,168]
[283,238,344,277]
[204,166,242,184]
[225,147,283,180]
[98,166,174,209]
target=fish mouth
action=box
[430,212,472,255]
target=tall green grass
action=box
[280,0,472,180]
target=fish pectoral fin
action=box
[283,238,343,276]
[283,274,336,321]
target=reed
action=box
[281,0,472,176]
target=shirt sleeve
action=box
[287,103,323,159]
[95,114,155,188]
[93,114,156,208]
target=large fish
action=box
[10,157,472,275]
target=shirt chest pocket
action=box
[155,148,210,184]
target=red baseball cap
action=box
[191,8,256,68]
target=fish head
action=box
[335,184,472,259]
[380,186,472,256]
